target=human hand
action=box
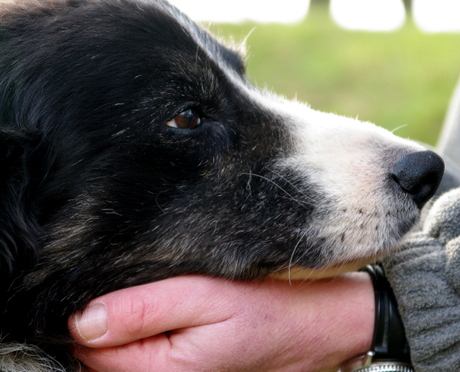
[69,273,374,372]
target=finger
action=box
[74,335,172,372]
[68,275,236,348]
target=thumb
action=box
[68,275,234,348]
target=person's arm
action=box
[69,273,375,372]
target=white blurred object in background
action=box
[413,0,460,32]
[168,0,310,23]
[330,0,406,31]
[169,0,460,33]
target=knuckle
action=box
[113,289,159,338]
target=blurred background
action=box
[169,0,460,146]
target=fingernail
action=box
[74,302,108,341]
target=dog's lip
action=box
[268,258,377,280]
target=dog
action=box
[0,0,444,370]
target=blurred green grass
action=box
[208,2,460,146]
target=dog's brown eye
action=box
[167,108,201,129]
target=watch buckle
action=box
[339,351,374,372]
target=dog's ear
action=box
[0,130,40,296]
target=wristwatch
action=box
[340,352,414,372]
[340,265,414,372]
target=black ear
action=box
[0,130,40,298]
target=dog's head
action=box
[0,0,443,333]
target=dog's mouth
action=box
[268,257,378,280]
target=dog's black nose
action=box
[391,150,444,209]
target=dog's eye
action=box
[167,108,201,129]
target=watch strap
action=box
[341,265,413,372]
[363,264,411,362]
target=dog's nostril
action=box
[391,150,444,209]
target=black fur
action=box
[0,0,443,370]
[0,0,322,365]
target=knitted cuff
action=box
[382,235,460,371]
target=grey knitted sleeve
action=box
[382,188,460,371]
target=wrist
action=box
[340,265,413,372]
[304,272,375,371]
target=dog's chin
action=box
[269,258,378,280]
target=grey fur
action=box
[0,343,68,372]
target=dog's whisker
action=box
[288,234,305,285]
[391,124,408,135]
[267,169,323,207]
[240,172,315,210]
[266,169,316,200]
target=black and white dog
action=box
[0,0,444,370]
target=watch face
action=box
[355,362,414,372]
